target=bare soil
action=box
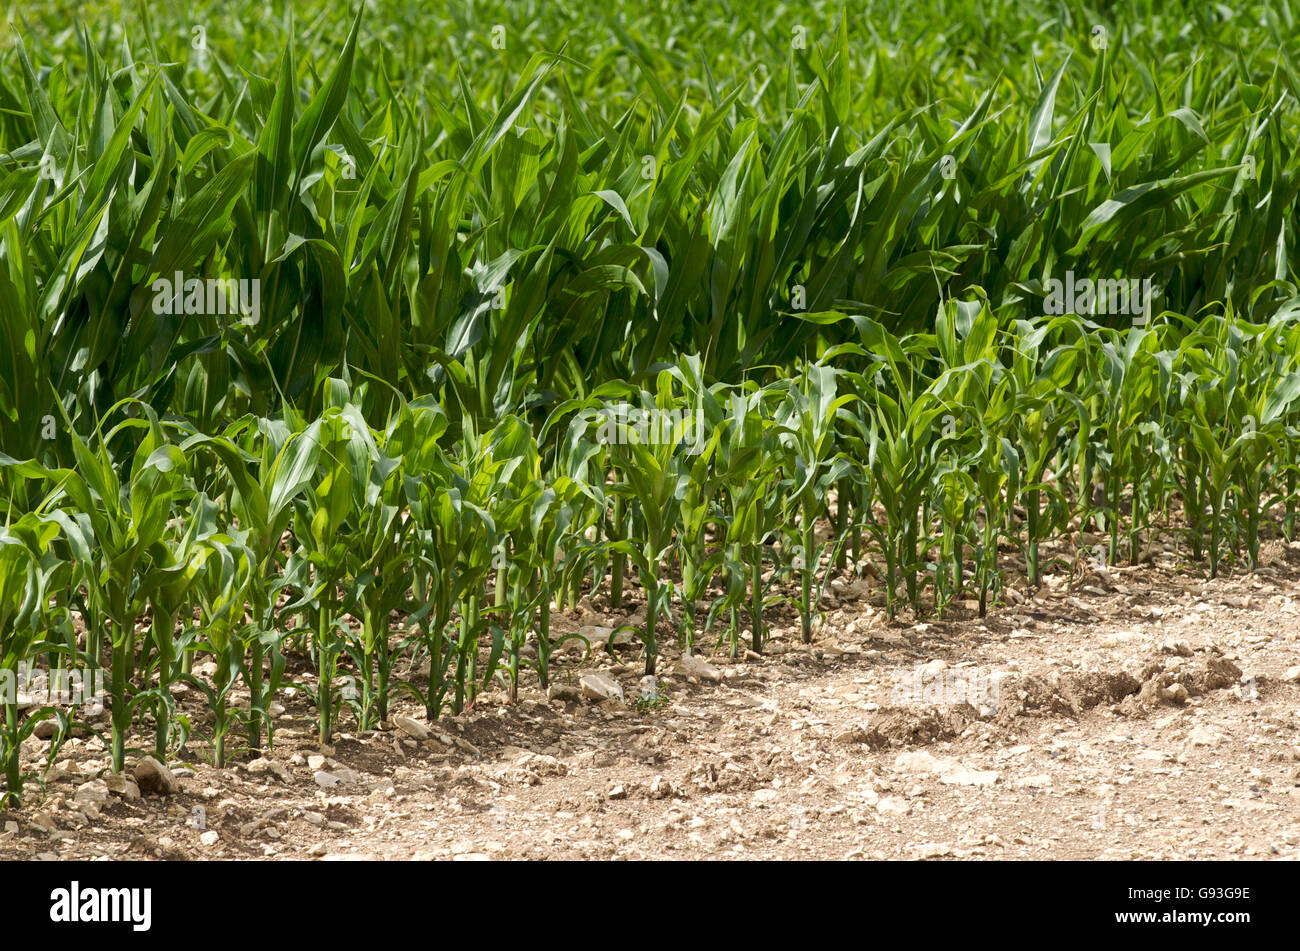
[3,533,1300,861]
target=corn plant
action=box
[0,512,60,806]
[713,384,786,654]
[773,361,857,642]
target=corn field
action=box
[2,0,1300,807]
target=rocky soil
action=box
[3,536,1300,861]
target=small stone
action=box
[1161,639,1194,658]
[394,716,429,740]
[1283,666,1300,684]
[313,771,343,789]
[133,756,179,796]
[607,784,628,801]
[1160,683,1189,704]
[74,779,109,803]
[579,625,621,648]
[676,654,723,683]
[246,757,273,774]
[1189,725,1221,747]
[939,768,999,787]
[915,842,954,859]
[580,672,624,703]
[104,774,140,800]
[834,727,868,745]
[1013,774,1053,789]
[33,719,58,740]
[307,754,327,771]
[199,830,219,847]
[876,796,910,815]
[648,775,680,799]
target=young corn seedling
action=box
[603,380,692,675]
[343,432,410,730]
[184,531,255,768]
[185,415,321,753]
[0,512,61,807]
[714,384,791,654]
[295,409,356,746]
[3,402,189,771]
[773,360,857,643]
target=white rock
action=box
[580,625,627,648]
[1283,666,1300,683]
[395,716,429,740]
[74,780,109,803]
[894,750,951,774]
[580,672,624,703]
[876,796,911,815]
[313,771,343,789]
[676,654,723,683]
[1013,774,1053,788]
[939,768,999,787]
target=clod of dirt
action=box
[1001,671,1142,720]
[547,684,582,703]
[1122,657,1243,715]
[857,704,982,749]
